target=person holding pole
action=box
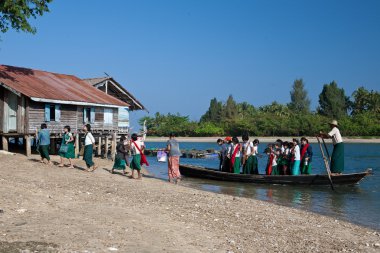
[318,120,344,175]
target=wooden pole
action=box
[97,137,102,156]
[105,136,109,159]
[75,133,79,157]
[50,137,55,155]
[1,136,8,151]
[25,135,31,157]
[111,132,117,161]
[322,138,331,162]
[316,136,334,191]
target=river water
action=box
[144,142,380,230]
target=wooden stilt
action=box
[111,132,117,161]
[25,135,31,157]
[50,137,56,155]
[1,136,8,151]
[75,133,79,157]
[105,136,109,159]
[97,137,102,156]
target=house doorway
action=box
[6,92,18,132]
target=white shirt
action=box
[243,141,253,156]
[328,127,343,145]
[252,145,258,156]
[272,154,277,166]
[294,145,300,161]
[131,140,144,155]
[85,132,95,146]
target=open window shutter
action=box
[55,105,61,122]
[44,104,50,122]
[83,108,87,123]
[90,108,95,123]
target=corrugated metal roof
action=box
[83,76,147,111]
[0,65,129,107]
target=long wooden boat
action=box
[179,164,372,185]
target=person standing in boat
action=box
[223,137,233,172]
[166,132,182,183]
[300,137,313,174]
[241,133,254,174]
[229,136,241,174]
[217,138,227,171]
[319,120,344,174]
[291,138,301,175]
[251,139,260,174]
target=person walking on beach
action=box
[83,124,97,172]
[36,123,51,165]
[291,138,301,175]
[166,133,182,183]
[58,125,75,169]
[300,137,313,174]
[130,133,144,179]
[112,135,128,175]
[319,120,344,174]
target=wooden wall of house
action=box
[28,100,77,134]
[77,106,118,131]
[0,86,4,133]
[17,95,26,133]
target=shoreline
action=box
[1,154,379,252]
[146,136,380,143]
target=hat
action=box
[329,120,338,126]
[224,136,232,142]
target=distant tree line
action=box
[140,80,380,137]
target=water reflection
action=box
[145,142,380,230]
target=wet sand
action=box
[0,153,379,252]
[146,136,380,143]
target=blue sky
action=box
[1,0,379,129]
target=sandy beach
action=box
[146,136,380,144]
[0,153,379,252]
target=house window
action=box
[50,105,56,121]
[86,108,91,123]
[104,108,113,124]
[83,107,95,123]
[45,104,61,122]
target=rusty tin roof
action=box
[0,65,129,107]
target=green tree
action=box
[288,78,311,113]
[224,95,238,120]
[200,98,223,123]
[0,0,52,35]
[318,81,350,119]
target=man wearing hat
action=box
[319,120,344,174]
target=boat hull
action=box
[179,164,371,185]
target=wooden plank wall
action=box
[28,101,78,134]
[77,106,118,131]
[0,87,4,133]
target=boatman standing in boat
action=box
[319,120,344,174]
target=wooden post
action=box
[25,135,31,157]
[105,136,109,159]
[97,137,102,156]
[111,132,117,161]
[50,137,56,155]
[1,136,8,151]
[75,133,79,157]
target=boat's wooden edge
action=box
[180,164,372,177]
